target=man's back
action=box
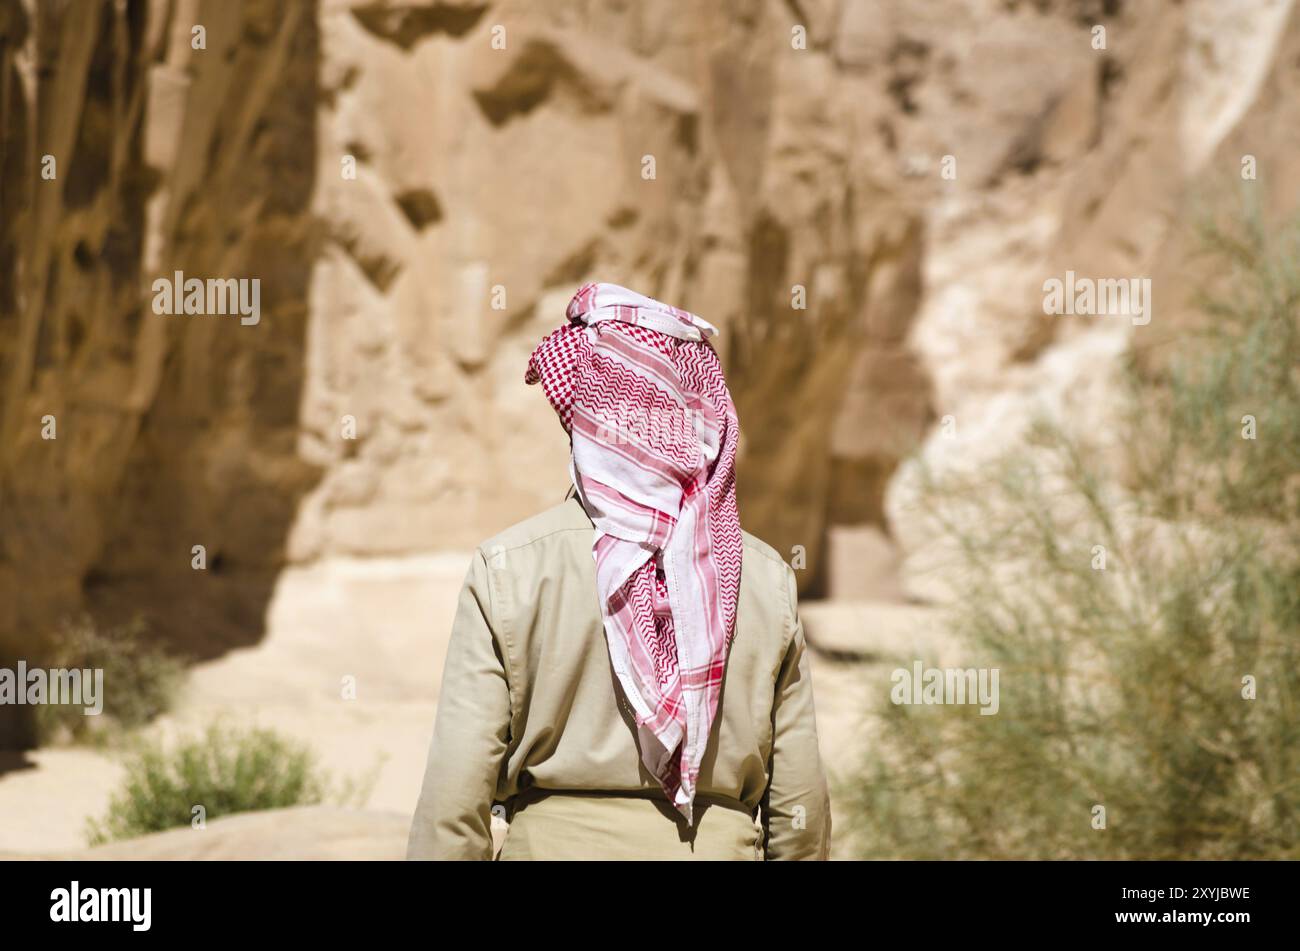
[407,496,831,860]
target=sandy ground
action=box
[0,553,949,858]
[1,807,413,861]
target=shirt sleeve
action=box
[406,548,512,860]
[761,563,832,860]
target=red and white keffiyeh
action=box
[525,282,742,823]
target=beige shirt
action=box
[407,496,831,860]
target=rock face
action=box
[295,0,933,593]
[2,0,1299,745]
[881,0,1300,599]
[1,0,323,745]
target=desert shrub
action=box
[86,722,328,845]
[843,202,1300,859]
[34,615,186,746]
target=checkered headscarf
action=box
[525,282,742,823]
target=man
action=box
[407,282,830,860]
